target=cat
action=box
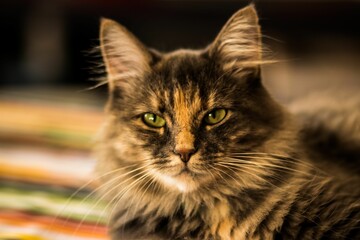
[94,4,360,240]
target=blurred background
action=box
[0,0,359,239]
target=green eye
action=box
[142,113,166,128]
[204,109,227,125]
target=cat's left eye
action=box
[204,109,227,125]
[142,113,166,128]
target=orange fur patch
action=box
[173,87,201,149]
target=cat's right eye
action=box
[142,113,166,128]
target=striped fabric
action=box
[0,92,110,240]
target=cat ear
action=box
[209,5,262,77]
[100,18,151,90]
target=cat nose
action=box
[174,148,196,163]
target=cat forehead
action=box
[153,49,210,79]
[128,49,239,116]
[148,51,216,101]
[139,50,238,111]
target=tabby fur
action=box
[94,5,360,240]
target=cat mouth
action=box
[178,167,191,174]
[176,166,196,177]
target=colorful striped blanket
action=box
[0,92,110,240]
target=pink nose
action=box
[174,148,196,163]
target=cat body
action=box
[94,5,360,239]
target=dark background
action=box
[1,0,359,90]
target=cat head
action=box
[98,5,293,194]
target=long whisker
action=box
[51,163,140,235]
[98,170,152,232]
[207,164,229,184]
[211,162,247,186]
[228,151,306,161]
[120,174,157,229]
[208,164,241,186]
[226,151,325,175]
[216,159,297,184]
[106,172,152,230]
[215,162,288,190]
[203,165,217,182]
[214,162,268,182]
[71,165,151,236]
[84,169,149,237]
[228,152,316,170]
[223,157,314,177]
[88,172,146,236]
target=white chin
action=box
[158,173,198,193]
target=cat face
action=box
[98,6,288,193]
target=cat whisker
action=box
[51,163,141,235]
[214,162,268,182]
[216,159,297,182]
[208,163,242,187]
[71,165,151,237]
[107,172,153,230]
[261,34,285,43]
[87,170,152,237]
[228,152,314,168]
[215,162,290,191]
[78,80,108,92]
[89,174,145,235]
[120,174,157,230]
[227,152,325,175]
[223,157,314,177]
[101,158,165,230]
[207,164,229,185]
[101,171,152,230]
[208,163,245,188]
[214,162,278,192]
[203,165,217,182]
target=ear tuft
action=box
[210,5,262,76]
[100,18,151,89]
